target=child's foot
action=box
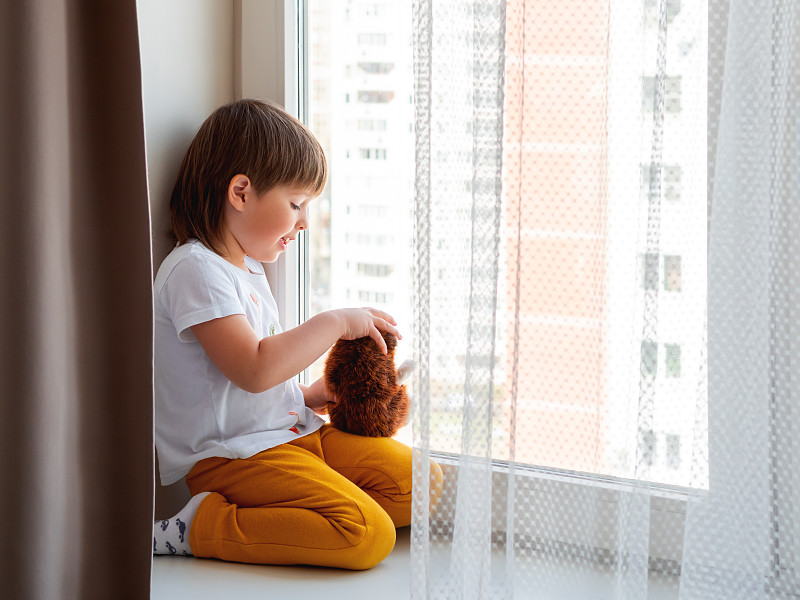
[153,491,211,556]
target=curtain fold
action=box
[411,0,800,598]
[0,1,154,598]
[681,1,800,597]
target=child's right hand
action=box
[332,307,402,354]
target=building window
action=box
[640,163,682,201]
[639,429,656,466]
[641,253,659,291]
[357,263,394,277]
[358,90,395,103]
[354,232,393,245]
[357,32,387,45]
[357,290,393,304]
[664,255,682,291]
[644,0,681,24]
[641,340,658,377]
[359,3,386,17]
[358,62,394,74]
[357,119,388,131]
[358,148,387,160]
[356,204,389,218]
[665,434,681,469]
[663,166,682,201]
[665,343,681,378]
[642,75,682,114]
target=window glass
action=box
[306,0,414,446]
[304,1,706,486]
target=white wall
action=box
[137,0,235,517]
[137,0,235,267]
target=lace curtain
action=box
[410,0,800,598]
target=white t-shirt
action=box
[154,239,324,485]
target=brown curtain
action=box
[0,1,154,598]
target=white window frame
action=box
[236,0,308,367]
[240,0,799,584]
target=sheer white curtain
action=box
[411,0,800,598]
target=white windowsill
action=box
[152,526,413,600]
[152,523,683,599]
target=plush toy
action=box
[323,331,411,437]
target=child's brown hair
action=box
[170,99,327,254]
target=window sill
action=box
[152,526,412,600]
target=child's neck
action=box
[215,230,249,272]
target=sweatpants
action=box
[186,423,442,570]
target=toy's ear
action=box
[387,331,398,351]
[397,359,414,385]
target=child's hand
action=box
[300,378,337,415]
[333,307,401,354]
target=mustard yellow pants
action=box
[186,424,441,570]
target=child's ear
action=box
[227,174,251,212]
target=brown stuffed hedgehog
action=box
[323,332,410,437]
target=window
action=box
[665,343,682,377]
[665,434,681,469]
[357,32,386,45]
[640,253,683,292]
[664,255,682,291]
[359,3,386,17]
[358,62,394,74]
[639,429,656,466]
[641,163,682,201]
[306,1,414,445]
[358,147,387,160]
[358,90,395,103]
[357,119,388,131]
[357,290,393,304]
[356,204,389,218]
[234,0,727,582]
[304,0,706,488]
[357,263,394,277]
[643,0,681,23]
[349,232,394,245]
[663,165,682,201]
[641,341,658,377]
[642,75,682,113]
[641,252,659,290]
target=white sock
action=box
[153,491,211,556]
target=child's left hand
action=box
[300,377,338,415]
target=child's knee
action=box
[349,503,396,570]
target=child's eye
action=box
[290,203,301,210]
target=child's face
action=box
[232,184,313,263]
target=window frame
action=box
[237,0,309,373]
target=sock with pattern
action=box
[153,491,211,556]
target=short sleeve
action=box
[159,254,246,342]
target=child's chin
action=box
[255,250,281,263]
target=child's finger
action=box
[363,307,398,326]
[375,317,402,340]
[369,326,389,353]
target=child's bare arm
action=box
[190,307,400,394]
